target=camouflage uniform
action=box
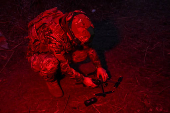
[27,7,102,83]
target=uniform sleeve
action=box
[48,39,84,82]
[87,47,102,68]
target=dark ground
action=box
[0,0,170,113]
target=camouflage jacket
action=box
[27,7,102,82]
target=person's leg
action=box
[30,53,63,97]
[78,58,96,76]
[71,51,97,76]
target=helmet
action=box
[64,11,94,45]
[71,14,94,45]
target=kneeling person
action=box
[27,7,108,97]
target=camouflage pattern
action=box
[71,14,94,44]
[30,54,59,82]
[27,7,102,83]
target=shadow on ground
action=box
[92,20,120,78]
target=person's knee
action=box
[30,54,59,81]
[39,54,59,81]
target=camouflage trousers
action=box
[30,53,96,82]
[30,54,59,82]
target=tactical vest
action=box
[27,7,70,56]
[27,7,91,59]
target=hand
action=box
[97,67,108,82]
[83,77,97,88]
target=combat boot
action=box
[46,81,63,98]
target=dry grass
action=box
[0,0,170,113]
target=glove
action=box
[97,67,108,82]
[83,77,97,88]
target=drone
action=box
[84,76,123,106]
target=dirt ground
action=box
[0,0,170,113]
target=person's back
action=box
[27,7,65,57]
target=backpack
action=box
[27,7,64,56]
